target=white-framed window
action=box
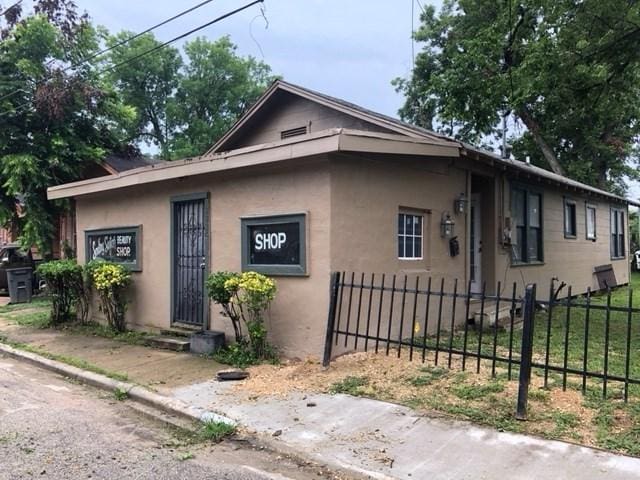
[398,212,423,260]
[511,186,543,263]
[611,207,626,259]
[586,204,597,241]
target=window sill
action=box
[611,257,626,261]
[511,261,545,267]
[564,234,577,240]
[398,258,424,261]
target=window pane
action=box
[515,226,525,262]
[414,215,422,238]
[587,207,596,239]
[618,212,624,236]
[398,214,405,235]
[404,236,414,258]
[406,215,414,236]
[528,228,541,261]
[398,235,404,258]
[564,202,576,236]
[529,194,541,228]
[512,189,525,226]
[414,237,422,258]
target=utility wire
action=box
[0,0,220,104]
[0,0,264,118]
[102,0,263,75]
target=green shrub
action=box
[212,338,278,368]
[206,271,242,341]
[36,260,83,324]
[92,262,131,332]
[206,271,277,361]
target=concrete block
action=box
[190,331,225,355]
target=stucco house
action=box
[47,80,638,359]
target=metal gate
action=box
[171,194,209,328]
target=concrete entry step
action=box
[473,306,519,330]
[148,336,191,352]
[159,327,199,338]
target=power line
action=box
[0,0,265,118]
[102,0,264,75]
[0,0,220,104]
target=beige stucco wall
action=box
[76,157,332,359]
[328,153,469,352]
[498,179,630,299]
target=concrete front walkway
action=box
[0,316,221,391]
[2,312,640,479]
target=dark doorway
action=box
[171,193,209,328]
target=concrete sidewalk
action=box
[0,316,221,391]
[172,381,640,480]
[2,313,640,479]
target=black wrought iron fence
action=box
[322,271,640,419]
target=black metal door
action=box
[172,196,208,327]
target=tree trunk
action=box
[517,108,565,176]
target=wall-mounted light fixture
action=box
[441,212,455,238]
[454,193,467,215]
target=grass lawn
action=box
[232,272,640,457]
[415,272,640,399]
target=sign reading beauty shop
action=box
[241,214,307,276]
[85,226,142,271]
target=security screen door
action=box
[171,194,208,328]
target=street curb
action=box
[0,342,236,427]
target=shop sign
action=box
[85,226,142,271]
[241,214,306,276]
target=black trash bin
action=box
[7,267,33,304]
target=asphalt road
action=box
[0,355,349,480]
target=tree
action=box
[104,34,275,160]
[105,32,182,160]
[169,36,276,159]
[394,0,640,193]
[0,5,135,253]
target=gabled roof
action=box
[205,79,459,155]
[47,79,639,207]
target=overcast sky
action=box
[83,0,433,118]
[81,0,639,201]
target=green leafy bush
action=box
[36,260,83,324]
[91,262,132,332]
[205,271,242,341]
[206,271,277,362]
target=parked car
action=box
[0,244,36,293]
[634,250,640,272]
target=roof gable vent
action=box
[281,126,308,140]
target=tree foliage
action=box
[106,34,276,160]
[395,0,640,193]
[104,31,182,159]
[0,2,135,253]
[169,36,275,159]
[0,2,275,251]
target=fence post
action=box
[322,272,341,368]
[516,283,536,421]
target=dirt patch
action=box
[234,349,638,456]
